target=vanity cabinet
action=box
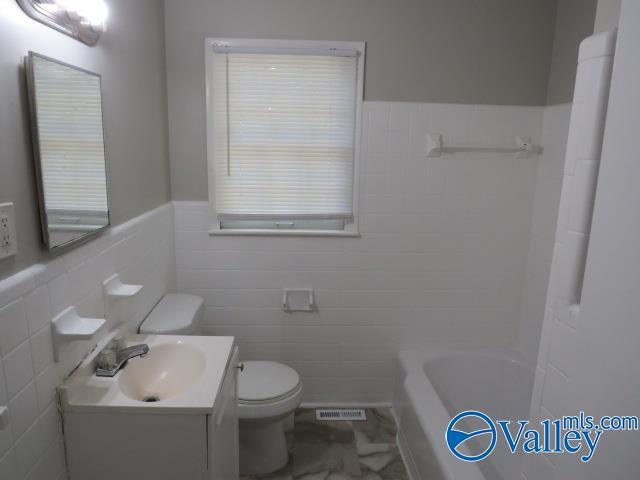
[64,345,240,480]
[209,347,240,480]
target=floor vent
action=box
[315,408,367,421]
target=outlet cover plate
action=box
[0,202,18,259]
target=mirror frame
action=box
[25,51,111,252]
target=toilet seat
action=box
[238,361,303,419]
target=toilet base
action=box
[239,418,289,475]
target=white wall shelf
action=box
[283,288,315,312]
[52,306,106,361]
[103,274,143,300]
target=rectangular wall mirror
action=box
[26,52,110,251]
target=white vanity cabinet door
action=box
[209,346,240,480]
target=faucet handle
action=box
[95,343,149,377]
[96,348,117,371]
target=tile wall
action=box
[174,101,544,404]
[0,203,175,480]
[522,30,616,480]
[516,103,572,367]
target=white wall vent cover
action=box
[315,409,367,421]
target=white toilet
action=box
[237,361,303,475]
[139,293,303,475]
[139,293,205,335]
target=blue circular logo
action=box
[446,410,497,462]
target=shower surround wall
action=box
[515,104,572,367]
[174,102,543,403]
[522,30,615,480]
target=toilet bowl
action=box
[139,294,303,475]
[237,361,303,475]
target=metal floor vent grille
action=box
[315,408,367,421]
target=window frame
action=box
[204,38,364,237]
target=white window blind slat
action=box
[33,56,108,213]
[212,49,358,221]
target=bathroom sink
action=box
[60,334,234,413]
[118,342,206,402]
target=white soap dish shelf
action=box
[52,306,106,361]
[283,288,315,312]
[103,274,143,300]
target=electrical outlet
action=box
[0,405,9,430]
[0,202,18,260]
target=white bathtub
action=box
[394,349,534,480]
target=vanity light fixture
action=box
[16,0,108,45]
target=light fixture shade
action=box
[15,0,108,46]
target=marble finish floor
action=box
[241,408,409,480]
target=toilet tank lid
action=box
[140,294,203,334]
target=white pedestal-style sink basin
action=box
[118,342,206,402]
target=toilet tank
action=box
[139,294,204,335]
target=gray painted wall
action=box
[546,0,598,105]
[165,0,559,201]
[594,0,621,32]
[0,0,171,281]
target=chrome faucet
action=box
[95,343,149,377]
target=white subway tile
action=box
[0,359,6,403]
[37,404,61,448]
[388,103,413,132]
[0,449,19,480]
[29,327,54,376]
[24,286,51,336]
[14,420,46,479]
[24,439,65,480]
[548,320,577,378]
[31,258,65,288]
[3,341,35,398]
[366,129,388,155]
[34,365,61,413]
[8,382,39,439]
[0,420,13,460]
[0,299,28,357]
[367,102,390,131]
[556,231,589,303]
[569,160,599,233]
[541,365,572,418]
[0,271,35,310]
[46,274,70,318]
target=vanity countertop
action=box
[59,334,235,414]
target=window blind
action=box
[212,49,358,221]
[33,56,108,213]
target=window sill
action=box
[208,228,360,238]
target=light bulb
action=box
[78,0,108,27]
[56,0,108,27]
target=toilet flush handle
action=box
[237,363,245,372]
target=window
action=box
[205,39,364,235]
